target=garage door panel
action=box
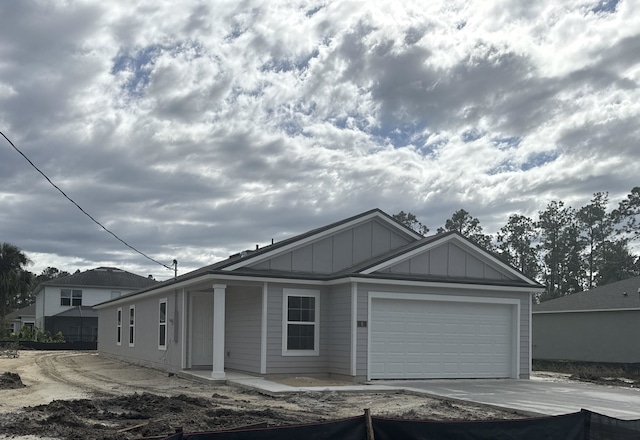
[371,298,513,379]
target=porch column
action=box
[211,284,226,379]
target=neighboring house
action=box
[34,267,158,342]
[4,304,36,334]
[533,276,640,363]
[95,209,542,381]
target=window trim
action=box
[116,307,122,346]
[60,289,82,306]
[282,288,320,357]
[128,305,135,347]
[158,298,167,350]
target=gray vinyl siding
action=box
[265,283,330,375]
[225,287,262,373]
[356,283,532,379]
[533,310,640,363]
[327,284,352,376]
[249,219,412,274]
[381,242,518,282]
[97,290,183,372]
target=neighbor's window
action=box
[116,308,122,345]
[282,289,320,356]
[60,289,82,306]
[128,306,135,347]
[158,299,167,350]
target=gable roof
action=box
[5,304,35,320]
[33,267,158,296]
[96,209,542,308]
[533,276,640,313]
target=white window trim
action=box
[128,305,135,347]
[158,298,167,351]
[116,307,122,346]
[282,288,320,357]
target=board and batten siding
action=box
[97,291,183,372]
[224,286,262,373]
[356,283,532,379]
[380,242,517,282]
[249,220,412,274]
[265,283,330,375]
[327,284,353,376]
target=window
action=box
[128,306,135,347]
[60,289,82,306]
[116,308,122,345]
[158,299,167,350]
[282,289,320,356]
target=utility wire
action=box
[1,130,174,272]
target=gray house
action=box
[34,267,158,342]
[4,304,36,334]
[95,209,542,381]
[533,276,640,363]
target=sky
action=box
[1,0,639,281]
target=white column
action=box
[260,282,268,374]
[211,284,226,379]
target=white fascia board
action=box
[93,275,219,309]
[533,308,640,314]
[345,277,544,293]
[222,211,421,272]
[361,234,538,286]
[95,270,544,310]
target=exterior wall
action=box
[533,310,640,363]
[40,285,136,320]
[250,220,412,274]
[381,241,517,282]
[327,284,353,376]
[265,283,330,375]
[356,283,532,379]
[97,290,184,372]
[224,286,262,373]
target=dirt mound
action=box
[0,372,25,390]
[0,392,320,439]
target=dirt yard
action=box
[0,351,525,439]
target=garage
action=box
[369,296,517,379]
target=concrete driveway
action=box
[379,376,640,420]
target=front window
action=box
[282,289,320,356]
[60,289,82,306]
[158,299,167,350]
[129,306,135,347]
[116,308,122,345]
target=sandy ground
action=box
[0,350,525,439]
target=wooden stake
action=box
[364,408,375,440]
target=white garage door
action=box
[370,297,514,379]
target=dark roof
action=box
[97,209,544,308]
[35,267,158,294]
[52,306,98,318]
[5,304,35,320]
[533,276,640,313]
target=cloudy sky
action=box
[1,0,638,280]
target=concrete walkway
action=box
[180,370,640,420]
[378,377,640,420]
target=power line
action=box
[1,130,175,273]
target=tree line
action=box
[394,187,640,302]
[0,242,72,324]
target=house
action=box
[94,209,542,381]
[34,267,158,342]
[4,304,36,334]
[533,276,640,363]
